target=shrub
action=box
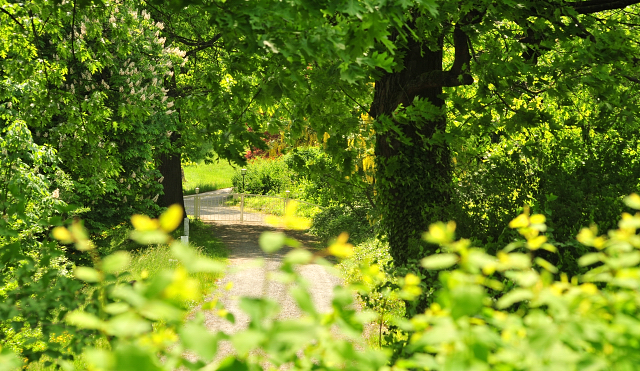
[309,205,374,245]
[8,191,640,371]
[231,157,292,195]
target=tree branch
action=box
[338,84,372,116]
[568,0,640,14]
[0,7,26,31]
[405,25,474,91]
[184,34,223,57]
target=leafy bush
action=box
[452,127,640,278]
[8,189,640,370]
[285,147,375,209]
[231,157,292,195]
[310,205,374,245]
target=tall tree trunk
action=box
[370,26,473,268]
[158,151,186,213]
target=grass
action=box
[25,219,227,370]
[127,218,228,299]
[183,160,237,195]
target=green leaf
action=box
[130,230,169,245]
[0,347,22,371]
[102,251,131,273]
[180,318,224,361]
[104,302,130,315]
[421,253,458,270]
[216,357,249,371]
[623,194,640,209]
[170,241,225,273]
[106,312,152,337]
[259,231,285,253]
[497,288,534,309]
[450,285,486,319]
[578,253,602,267]
[284,249,313,265]
[83,348,113,370]
[74,267,102,282]
[65,311,104,330]
[138,300,184,322]
[113,343,163,371]
[289,286,317,316]
[231,330,267,357]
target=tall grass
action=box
[183,160,237,195]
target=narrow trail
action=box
[199,221,341,362]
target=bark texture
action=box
[371,26,472,267]
[158,151,186,214]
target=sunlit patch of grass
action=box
[183,160,236,195]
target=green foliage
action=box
[310,205,374,246]
[231,157,292,195]
[8,188,640,370]
[451,125,640,277]
[286,147,375,210]
[0,0,176,232]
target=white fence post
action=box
[240,194,245,222]
[195,187,200,220]
[285,190,290,215]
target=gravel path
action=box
[200,222,341,364]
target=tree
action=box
[143,0,640,271]
[0,0,181,231]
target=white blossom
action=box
[130,88,135,95]
[166,131,173,138]
[158,176,164,183]
[44,132,48,138]
[167,101,174,108]
[123,196,127,203]
[156,22,164,30]
[152,194,159,202]
[119,178,124,183]
[131,171,136,178]
[141,94,146,101]
[52,189,59,199]
[119,86,124,92]
[161,96,168,103]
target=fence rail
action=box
[183,192,322,224]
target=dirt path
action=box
[200,222,341,363]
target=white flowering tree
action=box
[0,0,186,230]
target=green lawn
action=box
[182,160,237,195]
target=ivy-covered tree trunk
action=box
[371,26,473,267]
[158,150,185,213]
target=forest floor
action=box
[197,220,342,365]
